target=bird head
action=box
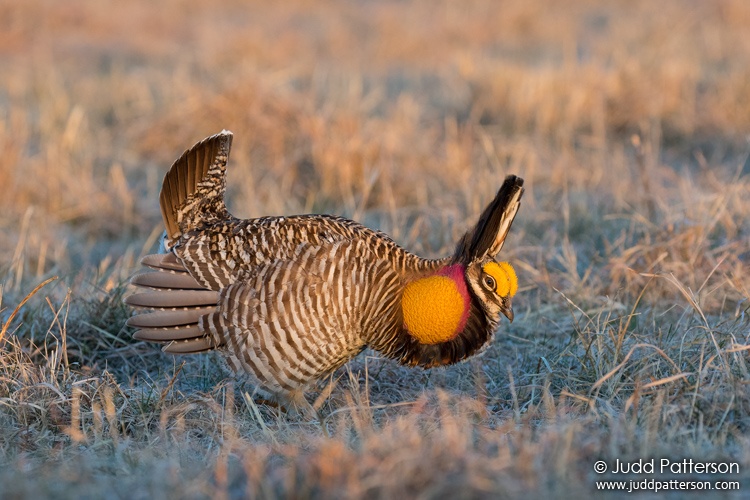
[465,259,518,323]
[400,176,524,348]
[454,175,524,324]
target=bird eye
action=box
[483,275,495,291]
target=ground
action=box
[0,0,749,497]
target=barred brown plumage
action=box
[126,131,524,407]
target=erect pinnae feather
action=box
[454,175,524,264]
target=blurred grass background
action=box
[1,0,749,497]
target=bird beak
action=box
[501,301,514,323]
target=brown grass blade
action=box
[0,276,59,345]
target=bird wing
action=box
[126,252,220,353]
[173,214,405,291]
[200,240,375,395]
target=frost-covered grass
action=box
[1,0,749,497]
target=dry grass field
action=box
[1,0,749,497]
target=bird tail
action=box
[125,253,219,354]
[159,130,234,245]
[453,175,524,264]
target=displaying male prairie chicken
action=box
[126,131,524,406]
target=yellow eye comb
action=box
[482,261,518,297]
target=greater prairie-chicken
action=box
[126,131,523,405]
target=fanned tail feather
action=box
[126,253,220,354]
[160,130,234,244]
